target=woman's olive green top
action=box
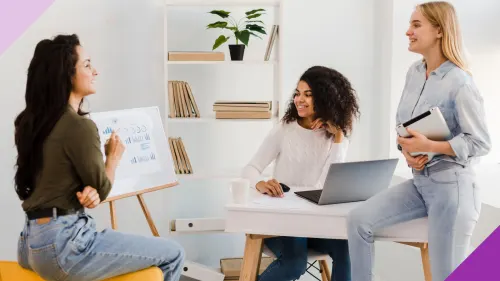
[22,107,112,212]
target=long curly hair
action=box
[14,34,85,200]
[282,66,360,138]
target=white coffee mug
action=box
[230,178,250,204]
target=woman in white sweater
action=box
[242,66,360,281]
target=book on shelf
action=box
[264,25,279,61]
[213,101,272,112]
[168,80,200,118]
[213,100,272,119]
[213,101,272,108]
[168,51,225,61]
[215,111,272,119]
[168,137,193,174]
[212,105,271,112]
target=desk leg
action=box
[239,234,264,281]
[420,243,432,281]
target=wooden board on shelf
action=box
[168,51,225,61]
[215,111,272,119]
[213,105,271,112]
[214,101,272,108]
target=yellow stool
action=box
[0,261,163,281]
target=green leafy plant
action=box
[207,9,267,50]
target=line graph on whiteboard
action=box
[92,111,161,179]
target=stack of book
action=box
[168,137,193,174]
[168,80,200,118]
[213,101,272,119]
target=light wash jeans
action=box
[347,162,481,281]
[17,211,185,281]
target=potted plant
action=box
[207,9,267,61]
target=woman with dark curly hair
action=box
[241,65,360,281]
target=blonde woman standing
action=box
[347,2,491,281]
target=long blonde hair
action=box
[416,1,470,74]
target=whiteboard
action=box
[89,106,178,201]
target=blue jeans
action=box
[347,162,481,281]
[17,211,185,281]
[259,236,351,281]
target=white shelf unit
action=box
[163,0,282,277]
[164,0,282,176]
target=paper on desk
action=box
[252,193,313,209]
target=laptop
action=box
[294,158,399,205]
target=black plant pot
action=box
[229,44,245,61]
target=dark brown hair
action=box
[282,65,360,137]
[14,34,85,200]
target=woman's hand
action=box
[104,131,125,163]
[311,118,343,143]
[402,150,428,170]
[77,186,100,209]
[397,128,432,154]
[256,179,284,197]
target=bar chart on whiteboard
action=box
[92,110,161,180]
[88,107,177,200]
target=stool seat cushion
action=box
[0,261,163,281]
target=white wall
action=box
[1,0,498,280]
[373,0,394,160]
[281,0,379,162]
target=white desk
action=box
[225,185,432,281]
